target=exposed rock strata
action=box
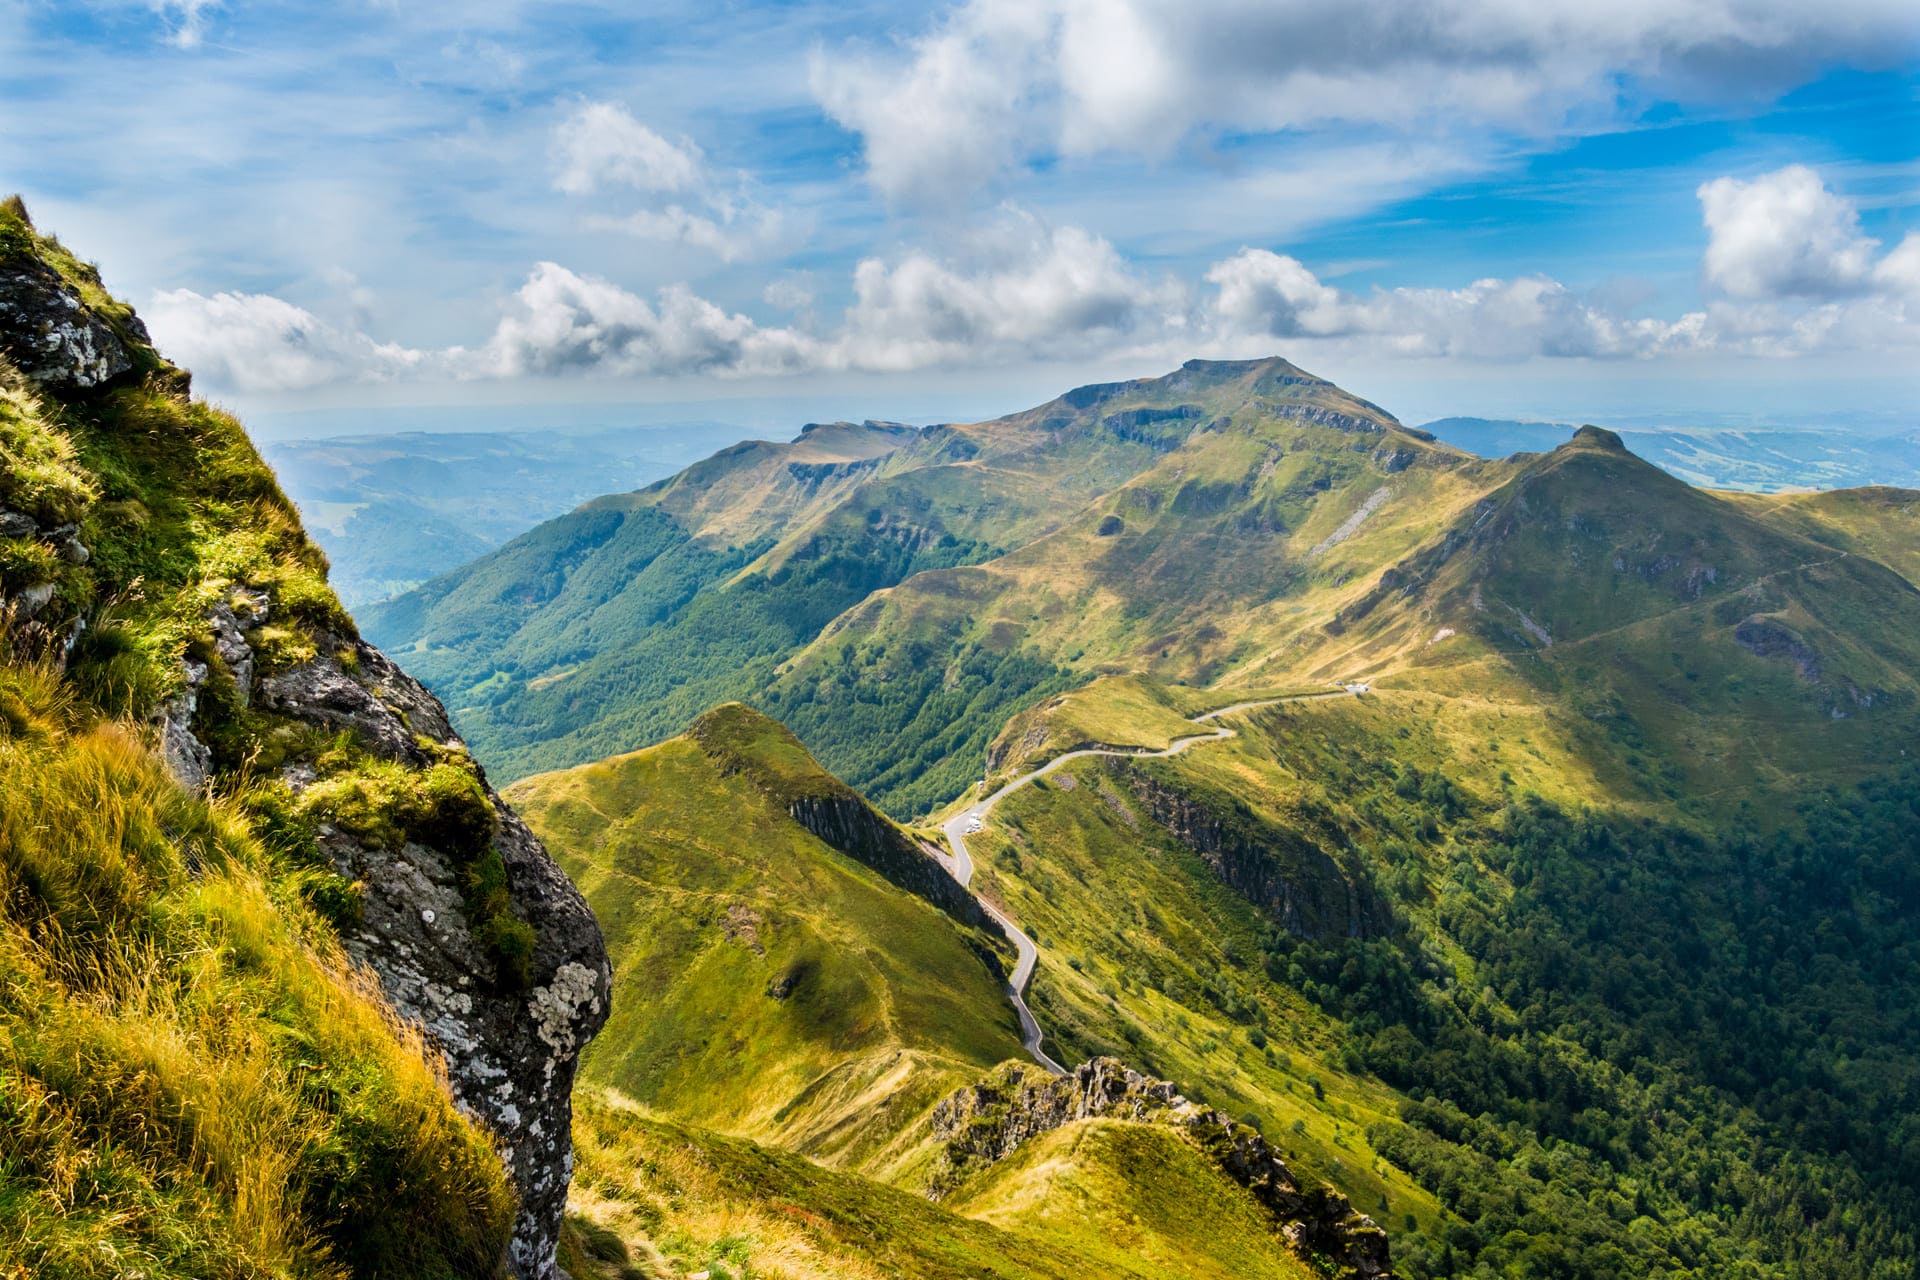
[1116,762,1390,941]
[932,1058,1394,1278]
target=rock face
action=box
[0,205,610,1279]
[690,703,999,936]
[244,627,610,1279]
[786,790,994,931]
[931,1058,1395,1279]
[1116,762,1390,941]
[0,246,145,390]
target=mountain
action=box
[263,424,752,607]
[1423,415,1920,492]
[511,703,1389,1280]
[371,361,1920,822]
[365,357,1483,813]
[504,703,1022,1170]
[365,339,1920,1278]
[0,201,608,1277]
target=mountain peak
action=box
[1177,355,1311,381]
[1566,424,1628,453]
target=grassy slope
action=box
[1310,429,1920,816]
[981,674,1329,787]
[503,714,1024,1178]
[942,1119,1316,1280]
[560,1088,1202,1280]
[367,357,1486,815]
[0,202,516,1277]
[962,738,1443,1238]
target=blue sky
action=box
[3,1,1917,431]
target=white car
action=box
[964,817,985,834]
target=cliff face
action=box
[0,202,609,1278]
[931,1058,1394,1279]
[690,702,998,935]
[1115,761,1390,941]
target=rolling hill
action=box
[368,350,1920,1279]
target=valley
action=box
[5,196,1920,1280]
[440,359,1920,1278]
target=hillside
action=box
[504,703,1022,1173]
[511,706,1391,1279]
[367,357,1488,812]
[0,201,608,1277]
[371,362,1920,824]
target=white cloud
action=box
[151,0,219,49]
[1699,165,1881,299]
[552,102,704,196]
[1206,250,1697,359]
[149,167,1920,396]
[475,262,820,379]
[813,0,1920,204]
[1875,233,1920,299]
[145,288,429,392]
[552,101,782,261]
[836,214,1187,369]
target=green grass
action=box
[560,1087,1324,1280]
[944,1119,1315,1280]
[0,659,514,1280]
[0,199,530,1278]
[505,725,1023,1176]
[981,674,1329,790]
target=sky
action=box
[3,0,1918,433]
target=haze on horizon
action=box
[4,1,1917,432]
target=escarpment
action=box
[0,200,609,1280]
[931,1058,1395,1279]
[1113,760,1391,941]
[690,701,997,933]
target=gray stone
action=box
[255,630,609,1278]
[0,255,143,390]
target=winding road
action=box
[937,687,1359,1075]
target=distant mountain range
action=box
[263,424,750,606]
[1421,415,1920,491]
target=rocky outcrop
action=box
[931,1059,1394,1279]
[1734,614,1821,682]
[691,703,1001,939]
[1116,763,1390,941]
[786,790,996,934]
[0,233,145,390]
[228,621,609,1279]
[0,205,609,1279]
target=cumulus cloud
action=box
[552,101,781,261]
[836,215,1187,369]
[1207,250,1697,359]
[153,165,1920,395]
[553,102,704,196]
[144,288,429,392]
[475,262,819,378]
[813,0,1920,203]
[1699,165,1881,298]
